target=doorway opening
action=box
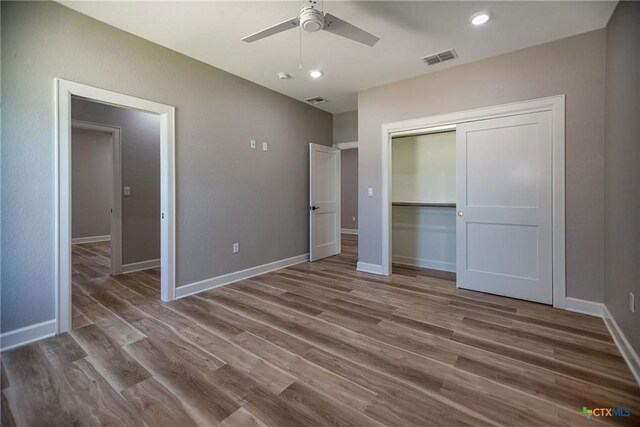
[56,79,176,334]
[71,120,122,277]
[391,128,457,281]
[70,97,162,330]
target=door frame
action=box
[55,78,177,334]
[71,120,123,276]
[380,95,566,308]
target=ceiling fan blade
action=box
[323,13,379,47]
[242,17,300,43]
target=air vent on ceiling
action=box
[421,48,458,66]
[305,96,328,105]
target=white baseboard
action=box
[563,298,639,386]
[175,253,309,299]
[341,228,358,235]
[356,262,384,275]
[392,255,456,273]
[603,305,640,386]
[564,297,604,317]
[1,319,57,352]
[72,235,110,244]
[121,258,160,274]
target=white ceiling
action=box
[60,1,616,114]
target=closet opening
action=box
[391,127,457,281]
[380,96,564,305]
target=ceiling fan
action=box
[242,1,380,47]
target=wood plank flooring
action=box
[2,236,639,426]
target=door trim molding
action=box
[55,78,177,335]
[380,95,566,309]
[71,119,122,275]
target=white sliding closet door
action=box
[456,111,553,304]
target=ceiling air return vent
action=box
[305,96,328,105]
[421,48,458,66]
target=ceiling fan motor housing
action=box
[299,7,325,32]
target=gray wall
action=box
[604,2,640,353]
[72,98,161,264]
[333,110,358,144]
[72,128,112,239]
[358,29,606,302]
[340,149,358,231]
[1,1,332,332]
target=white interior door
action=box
[456,111,553,304]
[310,143,341,261]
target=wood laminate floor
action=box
[2,236,639,426]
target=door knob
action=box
[311,206,320,211]
[457,211,464,217]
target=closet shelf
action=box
[392,202,456,208]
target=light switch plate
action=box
[367,188,373,197]
[233,243,239,253]
[262,142,268,151]
[123,186,131,196]
[631,292,635,313]
[250,139,256,149]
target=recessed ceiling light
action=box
[470,12,492,26]
[309,70,323,79]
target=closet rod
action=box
[392,202,456,208]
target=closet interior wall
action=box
[392,131,456,273]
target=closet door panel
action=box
[456,111,553,304]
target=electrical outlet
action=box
[352,216,356,222]
[233,243,239,253]
[250,139,256,149]
[123,186,131,196]
[262,142,268,151]
[367,187,373,197]
[631,292,635,313]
